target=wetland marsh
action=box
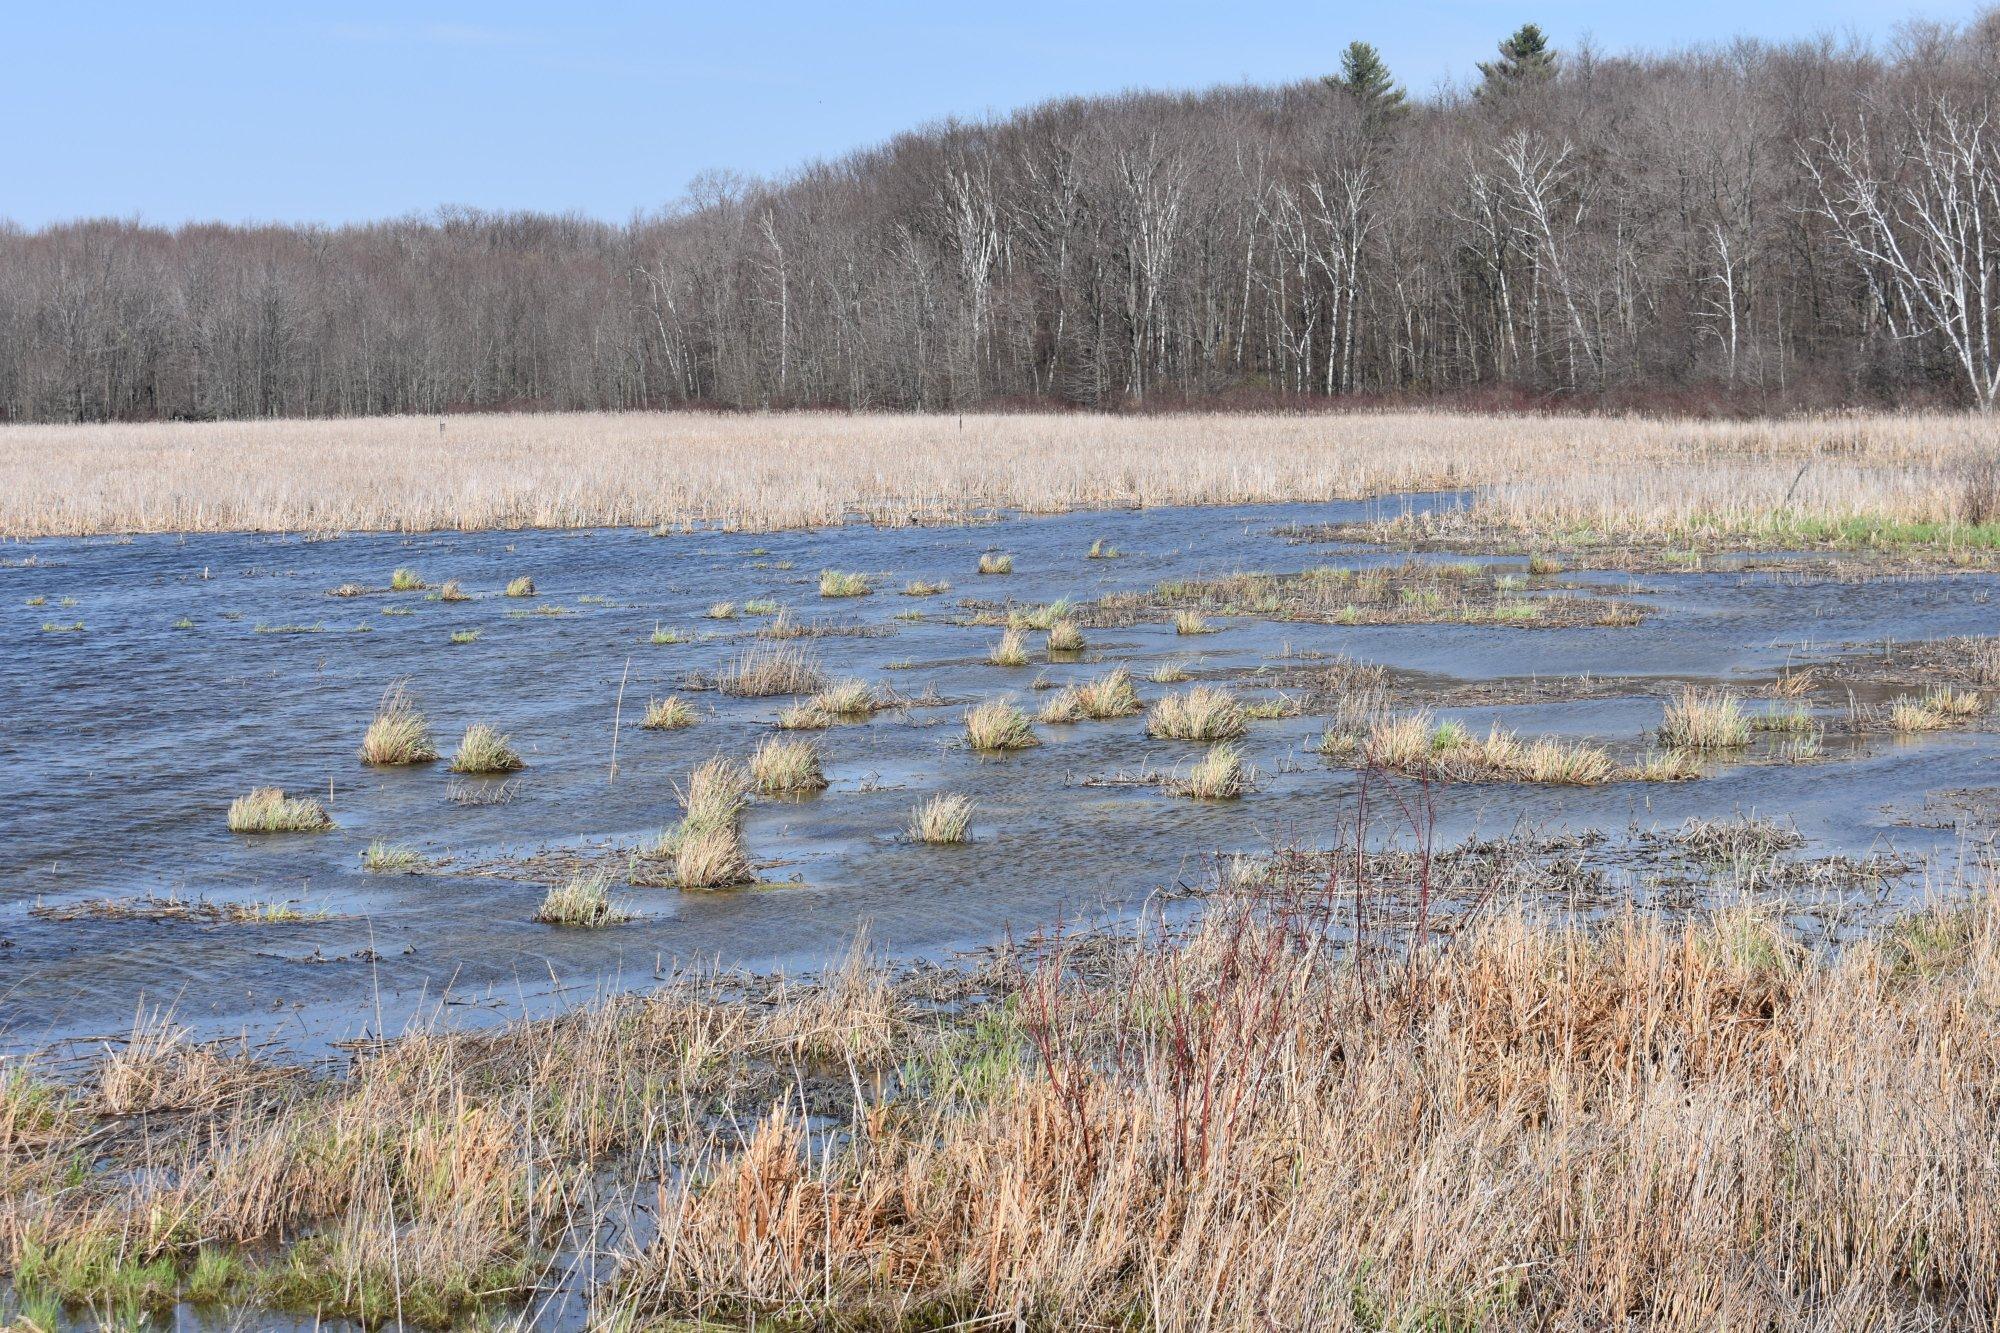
[4,481,2000,1330]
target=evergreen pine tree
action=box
[1476,23,1557,98]
[1325,41,1408,128]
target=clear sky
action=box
[2,0,1984,229]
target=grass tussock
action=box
[1173,609,1214,635]
[661,757,754,889]
[1169,742,1252,798]
[1046,619,1085,653]
[705,601,737,620]
[504,575,535,597]
[357,682,438,765]
[448,723,524,774]
[749,737,828,795]
[1087,538,1121,559]
[902,579,949,596]
[534,873,626,927]
[1659,687,1751,751]
[988,627,1030,667]
[388,567,425,591]
[906,793,975,844]
[640,695,696,731]
[808,677,880,718]
[718,643,826,697]
[360,842,430,873]
[227,787,332,833]
[964,698,1038,752]
[1889,687,1987,732]
[1039,667,1141,723]
[1351,713,1618,785]
[775,702,833,730]
[818,569,870,598]
[976,552,1013,575]
[436,579,469,602]
[1147,685,1248,741]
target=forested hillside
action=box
[6,16,2000,421]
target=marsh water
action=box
[4,496,1998,1058]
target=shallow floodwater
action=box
[3,497,1997,1056]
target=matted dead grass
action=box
[1,409,1991,539]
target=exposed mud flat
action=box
[3,495,1996,1056]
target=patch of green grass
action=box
[389,567,426,591]
[449,629,480,644]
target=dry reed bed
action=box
[5,876,1999,1329]
[1,409,1992,539]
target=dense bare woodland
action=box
[7,17,2000,422]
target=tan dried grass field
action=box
[1,409,1992,540]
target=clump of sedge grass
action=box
[1087,539,1121,559]
[706,601,738,619]
[1628,749,1704,781]
[776,702,833,730]
[1174,610,1215,635]
[907,793,975,843]
[449,629,479,645]
[977,552,1013,575]
[650,623,687,645]
[750,737,828,795]
[358,682,438,765]
[1889,688,1984,732]
[809,677,879,718]
[718,643,826,697]
[227,787,332,833]
[1527,554,1564,575]
[641,695,696,731]
[389,567,426,591]
[1047,619,1086,653]
[1039,667,1141,723]
[328,582,367,598]
[437,579,470,602]
[1151,659,1193,683]
[449,723,524,774]
[664,758,754,889]
[1658,687,1750,751]
[535,873,626,927]
[965,698,1038,751]
[1147,686,1247,741]
[505,575,535,597]
[1170,743,1251,799]
[819,569,871,597]
[361,842,429,873]
[903,579,949,596]
[989,628,1030,667]
[743,599,781,616]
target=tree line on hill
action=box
[5,16,2000,422]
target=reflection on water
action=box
[3,496,1996,1054]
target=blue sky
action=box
[2,1,1983,228]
